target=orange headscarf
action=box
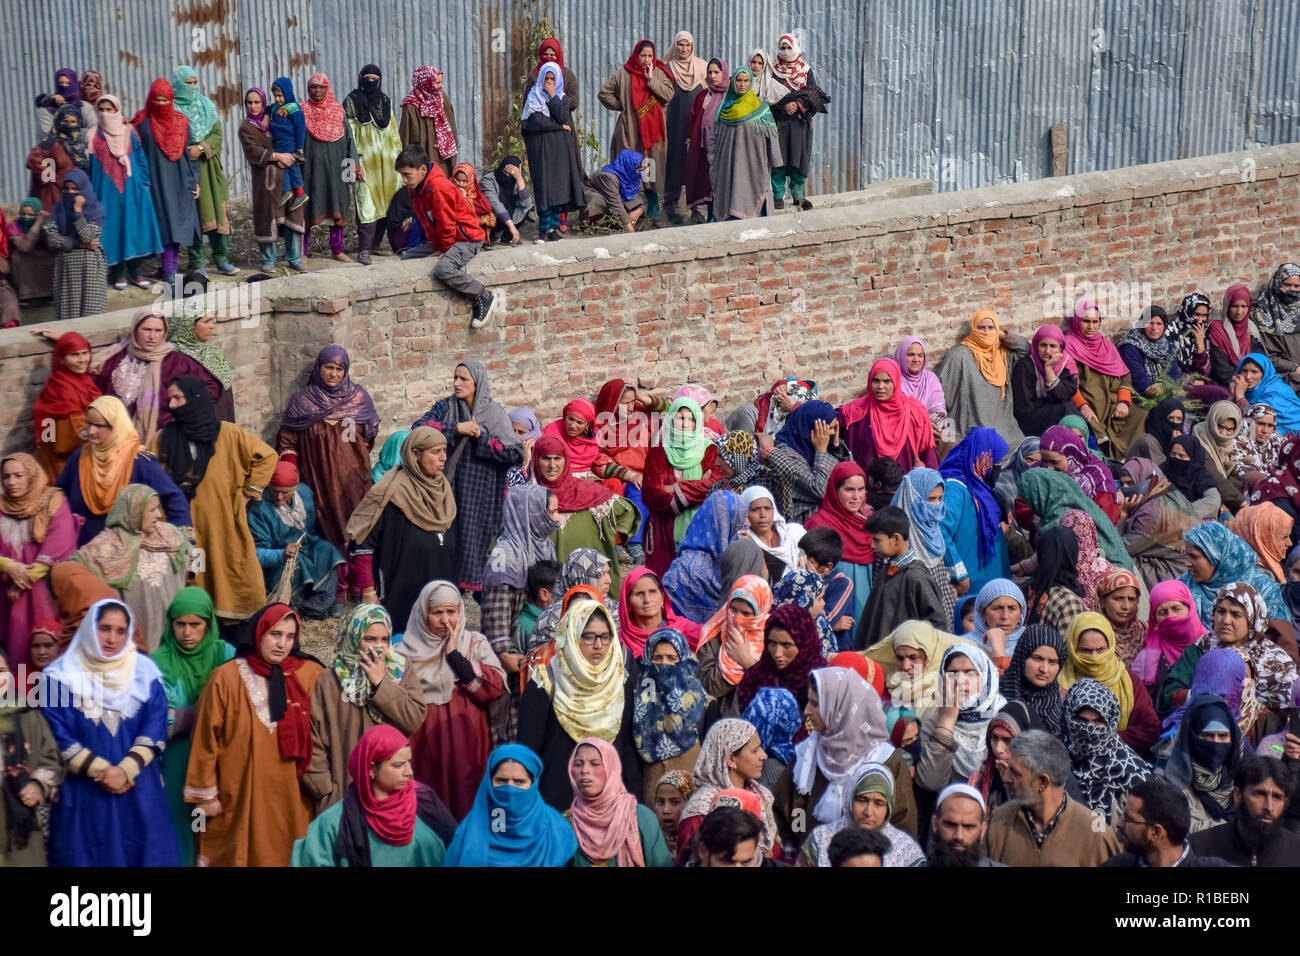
[961,308,1009,398]
[1231,501,1294,583]
[702,574,773,685]
[0,452,65,543]
[77,396,145,515]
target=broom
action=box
[267,533,307,606]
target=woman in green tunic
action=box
[565,736,672,866]
[171,67,237,276]
[343,64,403,265]
[150,586,233,866]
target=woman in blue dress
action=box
[939,427,1012,596]
[88,94,161,290]
[42,598,180,866]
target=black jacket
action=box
[1189,817,1300,866]
[1102,846,1229,867]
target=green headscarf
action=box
[372,430,411,483]
[71,484,187,590]
[17,197,41,232]
[171,65,219,140]
[663,397,710,476]
[1058,414,1107,461]
[168,296,235,387]
[716,69,777,133]
[333,603,405,719]
[151,587,229,703]
[1016,468,1134,571]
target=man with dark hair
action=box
[1190,756,1300,866]
[924,784,1004,867]
[690,806,763,867]
[864,456,903,511]
[828,826,890,867]
[987,730,1120,866]
[394,144,503,331]
[798,526,843,575]
[855,506,946,649]
[1104,778,1228,867]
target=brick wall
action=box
[3,145,1298,453]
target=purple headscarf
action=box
[1039,425,1115,499]
[892,336,946,416]
[1161,647,1247,737]
[245,86,270,131]
[508,406,542,441]
[50,68,82,112]
[280,345,380,437]
[697,58,729,152]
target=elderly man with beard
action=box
[986,730,1120,866]
[924,784,1004,867]
[1190,756,1300,866]
[1103,778,1228,867]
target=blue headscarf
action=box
[773,399,838,466]
[742,687,801,764]
[443,744,577,867]
[772,567,836,656]
[523,62,564,121]
[662,490,748,623]
[891,467,947,564]
[938,427,1009,564]
[54,169,105,237]
[632,627,707,762]
[371,430,410,483]
[1177,521,1289,626]
[1240,353,1300,436]
[603,149,644,202]
[971,578,1026,656]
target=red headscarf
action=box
[531,434,614,511]
[532,38,566,76]
[623,40,671,152]
[243,604,313,777]
[830,652,886,697]
[847,358,934,460]
[132,79,188,162]
[301,72,346,143]
[566,737,645,866]
[32,332,102,427]
[710,787,764,819]
[1208,284,1253,367]
[452,162,493,218]
[541,398,601,472]
[803,461,875,564]
[616,567,702,655]
[346,725,419,846]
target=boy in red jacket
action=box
[396,145,503,331]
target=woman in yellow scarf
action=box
[1062,611,1162,759]
[709,69,783,221]
[864,620,977,720]
[936,307,1028,445]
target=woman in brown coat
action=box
[598,40,674,223]
[238,87,306,270]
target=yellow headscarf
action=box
[960,308,1009,398]
[864,621,976,719]
[532,599,626,743]
[1061,612,1135,730]
[78,396,145,516]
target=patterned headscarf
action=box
[332,603,404,720]
[1231,403,1285,479]
[1119,307,1175,382]
[632,627,706,762]
[42,103,91,170]
[167,295,234,388]
[998,623,1065,738]
[70,484,186,590]
[170,65,218,140]
[681,718,777,853]
[281,345,380,437]
[1039,425,1116,499]
[532,600,626,743]
[1251,263,1300,335]
[483,485,558,590]
[703,575,773,685]
[741,687,801,764]
[1178,522,1289,626]
[302,72,346,142]
[529,549,618,651]
[1018,469,1135,571]
[771,567,835,657]
[1204,581,1297,712]
[1055,509,1110,603]
[713,431,763,492]
[930,643,1007,777]
[401,66,458,158]
[1095,568,1146,666]
[1064,678,1151,815]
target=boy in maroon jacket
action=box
[396,145,503,331]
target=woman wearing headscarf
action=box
[153,375,276,621]
[992,435,1039,519]
[694,575,774,708]
[677,717,778,862]
[771,567,839,656]
[1095,567,1147,667]
[344,65,403,263]
[185,603,324,865]
[35,67,97,136]
[1017,467,1136,572]
[1208,284,1256,387]
[89,93,162,290]
[1190,400,1247,510]
[706,66,783,222]
[683,57,729,220]
[1232,501,1293,582]
[345,428,457,627]
[1010,325,1080,436]
[167,294,235,421]
[3,198,55,308]
[840,358,938,474]
[301,73,356,261]
[27,104,90,213]
[760,399,841,523]
[1038,424,1119,522]
[69,484,187,651]
[0,644,62,866]
[768,34,830,211]
[892,467,962,629]
[1132,579,1207,701]
[801,760,927,867]
[525,548,619,654]
[171,66,236,275]
[294,724,454,866]
[398,582,505,820]
[775,666,917,846]
[93,308,220,445]
[372,430,411,484]
[132,79,201,282]
[1063,678,1151,820]
[581,148,649,232]
[1113,459,1196,589]
[662,489,749,624]
[0,453,77,667]
[279,345,379,600]
[1118,301,1208,398]
[479,156,533,246]
[617,567,702,658]
[599,40,675,222]
[740,687,801,791]
[1157,694,1243,835]
[399,66,458,174]
[40,169,106,321]
[802,461,874,624]
[452,162,496,240]
[1059,508,1121,612]
[969,577,1026,665]
[936,309,1027,445]
[303,603,426,815]
[1127,396,1187,466]
[941,427,1013,594]
[734,603,826,719]
[862,620,973,722]
[659,31,709,222]
[633,626,707,799]
[445,743,577,866]
[239,85,307,270]
[54,395,190,546]
[1250,263,1300,381]
[152,586,233,865]
[565,736,671,866]
[44,599,179,865]
[999,623,1066,739]
[481,484,560,669]
[893,336,952,440]
[521,63,586,240]
[737,484,804,580]
[1021,525,1087,634]
[1064,299,1149,457]
[518,598,640,810]
[1061,612,1162,760]
[726,376,817,437]
[1232,403,1285,489]
[1233,353,1300,436]
[641,396,719,574]
[591,380,668,555]
[1178,520,1290,627]
[915,643,1007,793]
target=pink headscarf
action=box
[566,737,646,866]
[1208,284,1253,367]
[891,337,946,415]
[1029,325,1079,396]
[1063,300,1128,377]
[1137,579,1206,685]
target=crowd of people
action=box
[5,259,1300,868]
[3,36,829,330]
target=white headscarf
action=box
[44,598,161,719]
[747,47,780,103]
[921,643,1007,778]
[738,485,805,573]
[400,580,504,706]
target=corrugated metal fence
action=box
[7,0,1299,201]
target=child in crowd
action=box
[854,506,946,649]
